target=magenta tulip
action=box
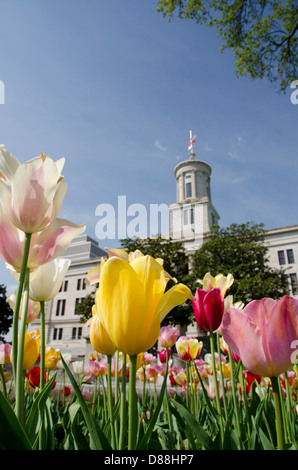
[221,295,298,377]
[157,348,171,363]
[192,287,224,332]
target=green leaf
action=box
[171,399,212,450]
[0,389,32,450]
[25,372,57,446]
[137,365,168,450]
[257,426,275,450]
[69,402,91,450]
[60,353,112,450]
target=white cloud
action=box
[204,142,212,152]
[228,151,240,160]
[155,139,167,152]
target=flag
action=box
[188,135,197,151]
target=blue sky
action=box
[0,0,297,295]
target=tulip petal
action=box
[265,296,298,375]
[0,207,25,270]
[86,258,105,285]
[221,307,273,377]
[97,257,158,356]
[0,145,21,181]
[130,255,167,313]
[106,247,129,260]
[158,283,192,322]
[28,218,86,269]
[29,258,71,302]
[90,314,117,356]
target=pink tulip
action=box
[0,150,67,234]
[0,208,85,272]
[142,352,156,365]
[88,360,106,377]
[0,343,12,364]
[158,325,180,348]
[221,296,298,377]
[192,287,224,332]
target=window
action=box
[63,280,68,292]
[56,300,61,316]
[77,278,82,290]
[278,250,285,265]
[183,207,194,225]
[53,328,63,340]
[72,327,83,340]
[287,249,295,264]
[290,273,298,295]
[185,173,192,198]
[56,299,66,316]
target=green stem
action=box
[39,301,45,390]
[165,350,173,432]
[119,353,127,450]
[100,375,108,421]
[15,266,30,426]
[210,331,224,442]
[107,355,116,449]
[239,363,251,439]
[11,233,32,380]
[128,355,138,450]
[142,365,146,406]
[186,361,190,409]
[216,333,228,423]
[227,346,243,449]
[271,376,285,450]
[38,300,46,451]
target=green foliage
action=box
[121,235,193,327]
[0,284,13,343]
[190,222,289,304]
[75,290,96,324]
[156,0,298,92]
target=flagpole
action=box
[188,130,195,160]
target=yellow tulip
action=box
[22,328,40,370]
[176,336,203,361]
[90,307,117,356]
[45,346,61,370]
[221,363,231,379]
[96,254,192,356]
[197,272,234,298]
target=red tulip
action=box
[192,287,224,332]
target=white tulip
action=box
[72,360,84,375]
[57,353,72,370]
[29,257,71,302]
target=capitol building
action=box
[33,135,298,362]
